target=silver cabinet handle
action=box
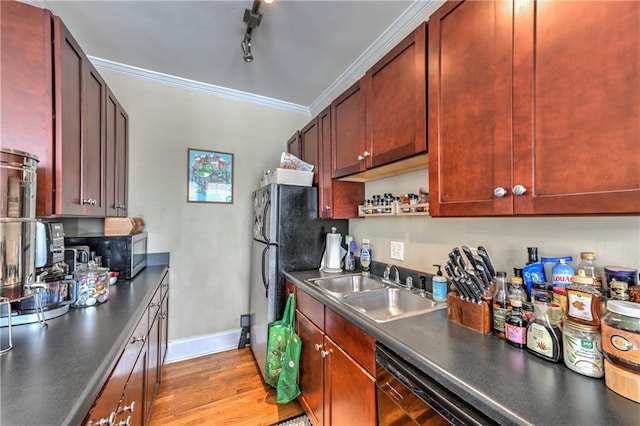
[89,411,116,426]
[321,349,333,358]
[493,187,507,198]
[130,335,146,343]
[512,184,527,196]
[325,205,331,211]
[363,150,371,157]
[115,416,131,426]
[118,401,135,414]
[314,343,322,351]
[357,155,365,161]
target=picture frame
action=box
[187,148,234,204]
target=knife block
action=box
[446,292,492,334]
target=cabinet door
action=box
[331,79,367,178]
[159,290,169,367]
[54,17,85,216]
[145,312,160,423]
[116,107,129,215]
[428,0,514,216]
[318,107,364,219]
[296,312,324,426]
[512,0,640,214]
[82,62,106,215]
[300,118,320,185]
[287,131,301,159]
[106,90,129,217]
[365,22,427,168]
[105,90,118,217]
[0,1,55,217]
[324,336,376,426]
[118,348,146,426]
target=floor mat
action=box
[271,414,312,426]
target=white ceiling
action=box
[30,0,442,114]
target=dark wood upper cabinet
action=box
[331,79,368,178]
[365,21,427,169]
[286,130,301,159]
[300,119,320,185]
[1,2,129,217]
[429,0,640,216]
[106,89,129,217]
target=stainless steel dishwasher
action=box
[376,344,496,425]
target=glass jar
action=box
[577,252,603,289]
[601,300,640,373]
[72,260,109,307]
[532,282,553,303]
[562,319,604,378]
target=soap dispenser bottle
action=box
[360,239,371,276]
[432,265,448,302]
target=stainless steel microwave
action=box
[64,232,147,279]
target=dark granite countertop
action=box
[286,270,640,425]
[0,265,169,426]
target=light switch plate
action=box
[390,241,404,261]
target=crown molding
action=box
[308,0,444,116]
[88,57,310,115]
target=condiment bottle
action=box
[505,299,528,349]
[527,247,539,264]
[360,239,371,276]
[552,258,574,315]
[566,270,602,327]
[492,271,511,339]
[509,276,527,303]
[526,302,563,363]
[577,252,603,289]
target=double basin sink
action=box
[305,274,447,323]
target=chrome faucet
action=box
[384,264,402,285]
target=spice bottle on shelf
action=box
[360,239,371,276]
[492,271,511,339]
[526,302,563,363]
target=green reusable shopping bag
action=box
[276,314,302,404]
[264,293,296,388]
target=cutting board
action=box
[104,217,145,235]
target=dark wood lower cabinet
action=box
[297,313,325,426]
[293,284,376,426]
[324,337,376,426]
[84,270,169,426]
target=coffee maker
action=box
[6,222,74,320]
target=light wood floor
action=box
[149,348,304,425]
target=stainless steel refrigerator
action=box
[249,183,348,378]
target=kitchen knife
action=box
[451,276,471,301]
[452,247,467,270]
[464,278,483,304]
[472,255,492,288]
[444,262,457,279]
[477,247,496,278]
[467,272,486,299]
[461,246,478,270]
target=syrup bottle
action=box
[526,302,563,363]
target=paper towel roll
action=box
[325,233,343,271]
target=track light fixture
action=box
[241,0,274,63]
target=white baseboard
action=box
[164,328,243,364]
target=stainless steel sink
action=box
[306,274,385,297]
[342,287,447,323]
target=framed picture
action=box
[187,148,234,204]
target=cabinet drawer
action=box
[296,288,324,330]
[325,307,376,375]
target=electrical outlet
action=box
[390,241,404,261]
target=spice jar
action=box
[604,266,638,300]
[563,319,604,378]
